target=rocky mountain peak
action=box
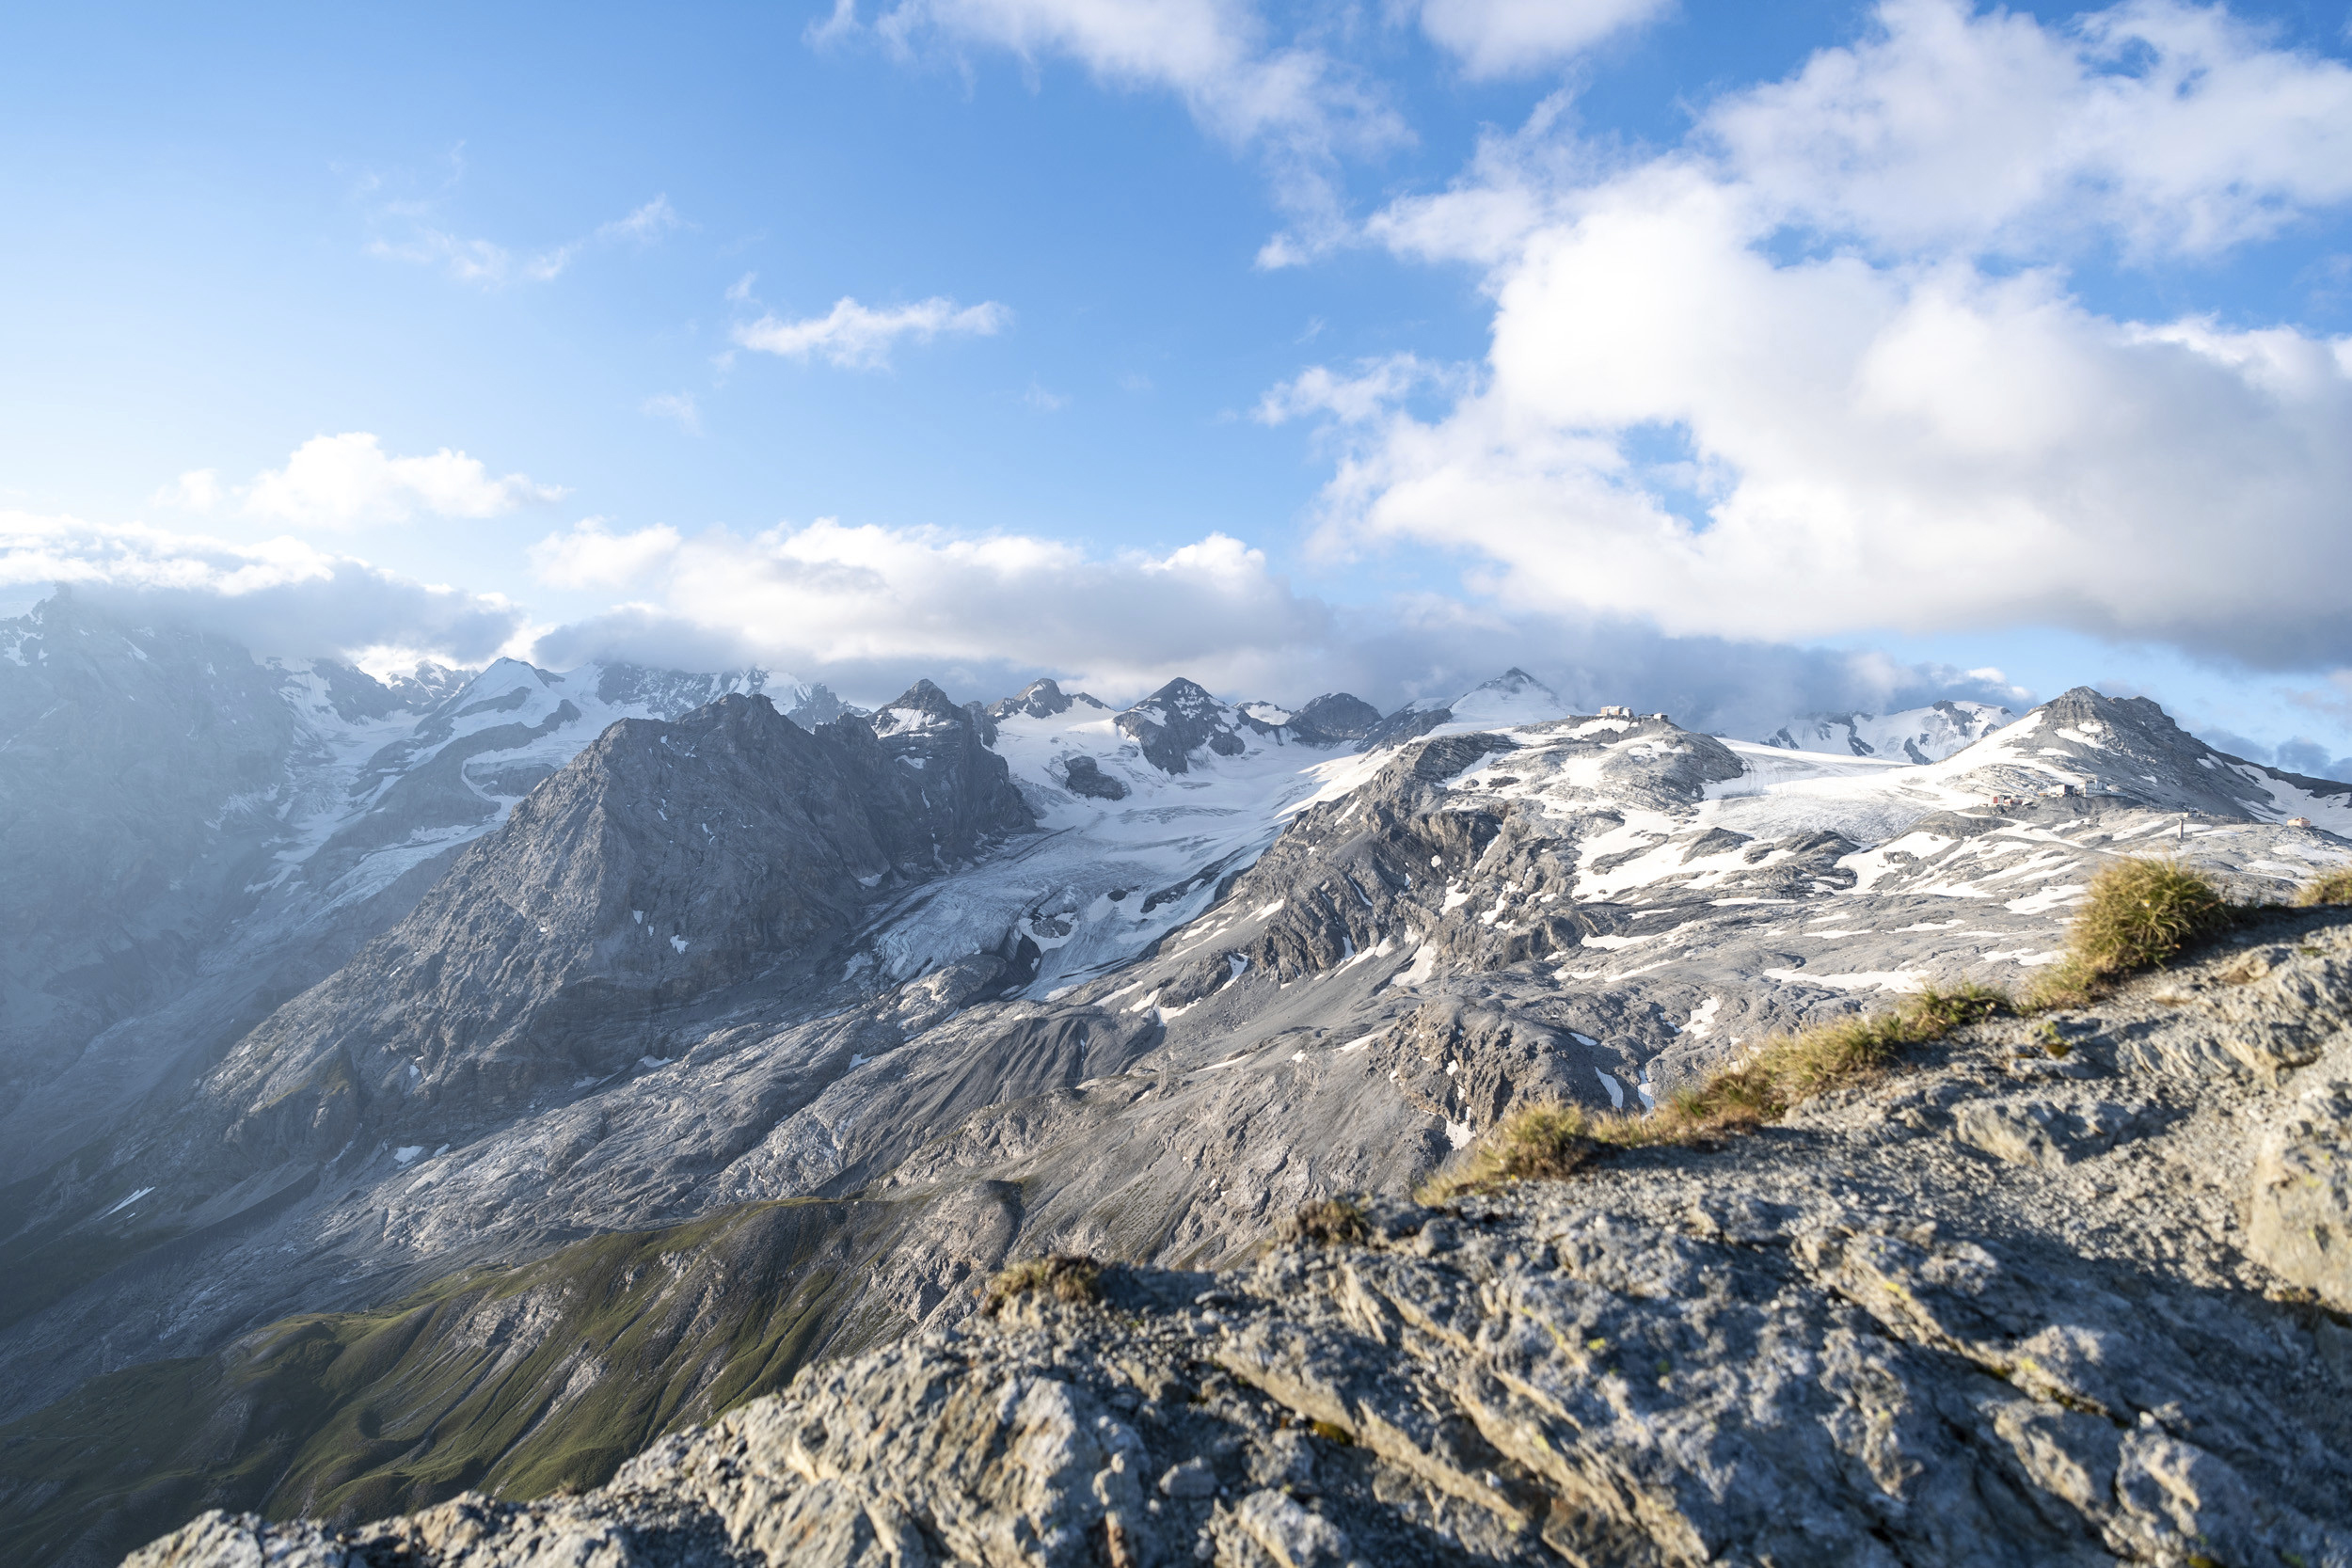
[1284,691,1381,744]
[168,686,1034,1176]
[1359,668,1572,752]
[986,677,1109,722]
[383,661,470,711]
[1942,684,2323,817]
[1116,677,1248,774]
[874,678,970,734]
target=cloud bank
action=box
[165,434,564,531]
[1263,0,2352,671]
[519,514,2022,735]
[0,512,526,667]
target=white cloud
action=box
[1254,353,1462,425]
[832,0,1406,261]
[3,503,2049,744]
[240,434,564,531]
[532,516,1333,695]
[0,511,525,663]
[153,469,225,513]
[1708,0,2352,258]
[595,196,682,245]
[732,295,1010,369]
[517,515,2027,733]
[641,392,704,436]
[369,193,683,288]
[1420,0,1670,78]
[1283,0,2352,671]
[530,519,685,591]
[1023,381,1070,411]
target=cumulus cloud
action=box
[532,518,1328,695]
[824,0,1407,261]
[1709,1,2352,259]
[0,511,525,664]
[1420,0,1670,78]
[530,518,685,590]
[1278,0,2352,671]
[233,434,564,530]
[732,296,1010,369]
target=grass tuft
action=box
[981,1254,1102,1315]
[2027,858,2235,1008]
[1419,984,2008,1202]
[1281,1196,1373,1246]
[2295,865,2352,908]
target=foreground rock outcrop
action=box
[132,911,2352,1567]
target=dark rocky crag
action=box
[169,687,1031,1176]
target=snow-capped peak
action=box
[1760,700,2014,765]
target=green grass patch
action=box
[0,1196,930,1568]
[1420,984,2008,1202]
[2027,858,2237,1008]
[2295,865,2352,908]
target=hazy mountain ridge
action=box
[0,594,857,1186]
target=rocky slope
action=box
[167,684,1031,1183]
[7,646,2352,1567]
[130,903,2352,1567]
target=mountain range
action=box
[2,590,2349,1567]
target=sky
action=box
[3,0,2351,765]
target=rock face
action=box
[1282,692,1381,745]
[2250,1077,2352,1307]
[1059,754,1128,800]
[129,912,2352,1568]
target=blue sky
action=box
[4,0,2351,764]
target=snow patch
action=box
[1387,942,1438,990]
[1762,966,1925,994]
[99,1186,155,1218]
